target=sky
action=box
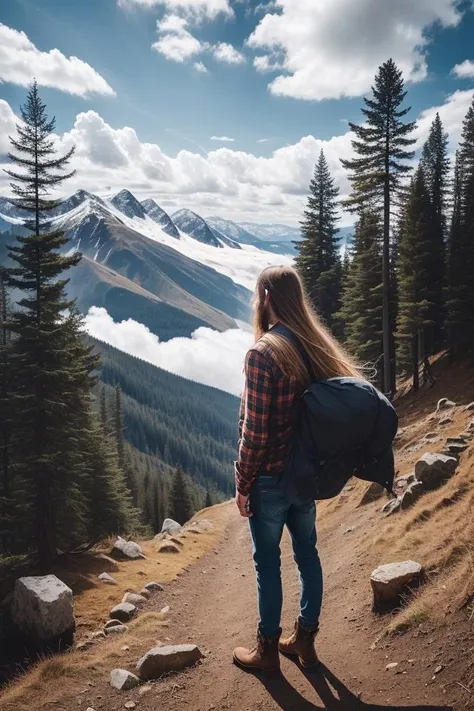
[1,0,474,226]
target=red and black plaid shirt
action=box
[235,338,305,496]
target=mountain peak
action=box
[111,189,146,220]
[141,198,180,239]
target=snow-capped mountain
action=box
[207,216,298,256]
[141,199,180,239]
[172,209,241,250]
[111,189,147,220]
[239,221,301,243]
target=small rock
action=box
[169,536,184,547]
[344,527,354,535]
[136,644,203,679]
[124,703,136,709]
[110,669,140,691]
[415,453,457,491]
[160,606,170,614]
[76,640,94,652]
[439,416,453,426]
[386,663,399,671]
[105,624,128,635]
[382,498,402,516]
[445,442,468,456]
[98,572,118,585]
[395,473,417,489]
[122,645,130,651]
[464,402,474,412]
[434,665,444,674]
[400,482,424,510]
[358,482,385,506]
[91,630,107,640]
[96,554,120,572]
[343,485,354,492]
[161,518,182,535]
[446,436,467,444]
[144,582,164,593]
[110,603,137,622]
[436,398,456,413]
[371,561,424,611]
[112,537,145,561]
[139,588,151,599]
[157,541,181,554]
[104,619,123,630]
[86,708,96,711]
[122,592,148,606]
[423,432,439,441]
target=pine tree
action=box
[295,150,341,330]
[446,153,465,358]
[342,59,417,393]
[337,210,383,382]
[420,113,450,353]
[100,387,109,432]
[204,488,213,509]
[3,83,99,565]
[0,272,14,554]
[169,466,194,525]
[446,100,474,357]
[396,167,436,389]
[115,385,125,471]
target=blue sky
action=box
[1,0,474,224]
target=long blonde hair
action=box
[254,265,361,383]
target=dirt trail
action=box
[104,502,456,711]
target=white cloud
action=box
[0,23,115,98]
[257,138,270,143]
[212,42,246,65]
[84,307,252,395]
[194,60,209,72]
[0,99,18,156]
[415,89,474,151]
[210,135,235,142]
[248,0,465,100]
[453,60,474,79]
[152,14,204,62]
[253,54,282,73]
[118,0,232,20]
[1,87,470,225]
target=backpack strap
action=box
[269,323,314,381]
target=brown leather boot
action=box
[279,620,320,668]
[233,629,281,673]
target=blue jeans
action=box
[249,474,323,638]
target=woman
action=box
[233,265,361,673]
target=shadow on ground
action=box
[259,663,454,711]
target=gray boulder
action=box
[109,602,137,622]
[371,561,424,611]
[144,581,164,593]
[111,536,145,561]
[11,575,75,642]
[95,554,120,572]
[415,453,458,491]
[110,668,140,691]
[400,481,424,510]
[122,592,148,606]
[157,541,181,554]
[358,482,385,507]
[98,572,117,585]
[104,619,123,630]
[436,398,456,412]
[161,518,182,535]
[444,442,468,457]
[105,624,128,635]
[136,644,203,679]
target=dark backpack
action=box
[271,324,398,502]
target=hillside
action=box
[93,338,240,495]
[2,356,474,711]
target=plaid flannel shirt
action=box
[235,339,303,496]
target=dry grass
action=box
[0,505,228,711]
